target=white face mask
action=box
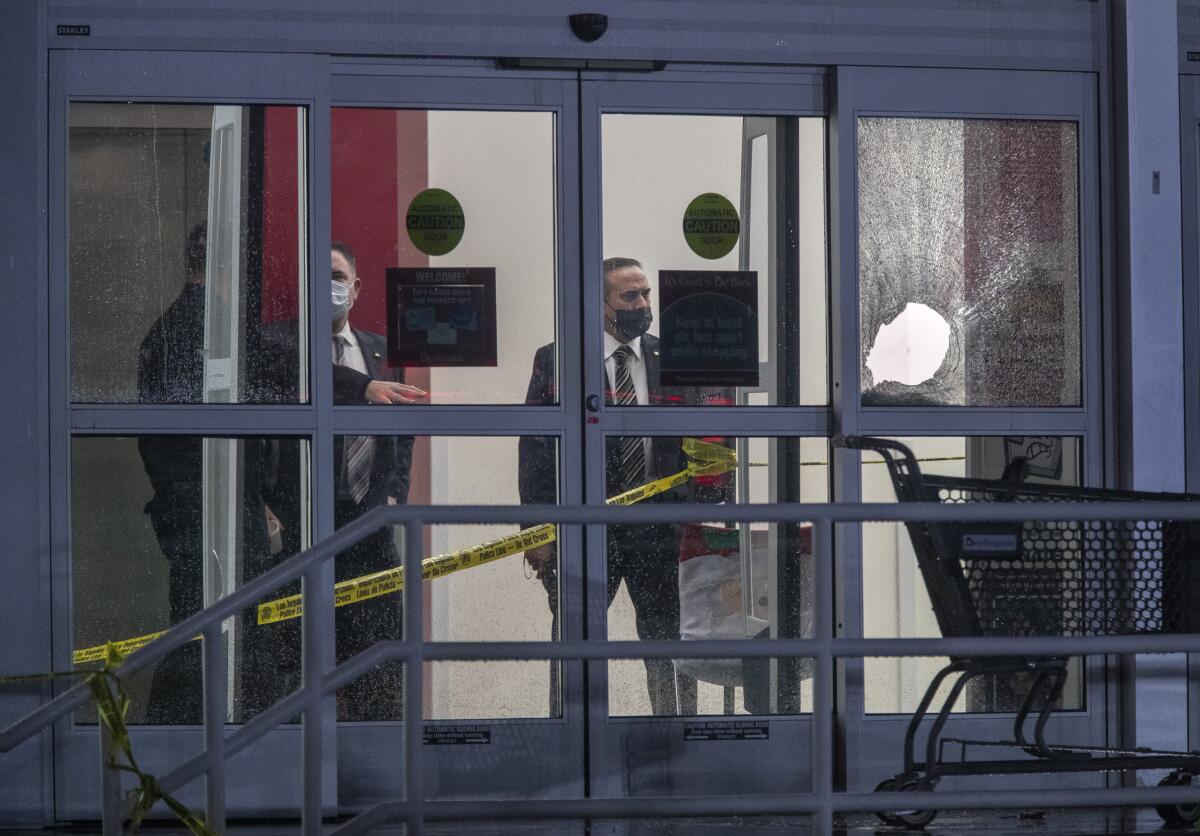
[331,279,352,320]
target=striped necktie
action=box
[335,334,373,504]
[610,345,646,491]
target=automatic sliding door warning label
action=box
[684,721,769,741]
[423,724,492,745]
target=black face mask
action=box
[612,308,653,342]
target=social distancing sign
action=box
[72,439,738,665]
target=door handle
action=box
[585,394,603,413]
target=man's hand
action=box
[524,543,557,580]
[263,505,283,554]
[365,380,428,404]
[263,505,282,535]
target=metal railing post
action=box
[403,518,426,835]
[302,562,333,836]
[810,519,835,834]
[202,623,227,833]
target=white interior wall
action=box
[861,437,964,714]
[796,120,829,404]
[424,111,557,719]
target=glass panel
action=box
[71,436,308,724]
[603,436,828,717]
[858,118,1081,407]
[859,436,1084,713]
[70,103,307,404]
[330,108,556,405]
[601,115,827,406]
[330,435,559,720]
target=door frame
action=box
[46,50,1115,817]
[579,66,828,798]
[1179,73,1200,753]
[831,64,1108,792]
[48,48,334,818]
[326,58,585,808]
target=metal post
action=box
[810,520,835,833]
[302,563,332,836]
[99,719,123,836]
[404,519,426,835]
[202,624,227,833]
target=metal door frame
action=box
[47,50,1114,816]
[579,66,828,799]
[831,65,1109,792]
[47,48,333,818]
[1179,73,1200,752]
[325,58,585,808]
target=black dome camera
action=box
[569,13,608,43]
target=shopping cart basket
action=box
[839,435,1200,828]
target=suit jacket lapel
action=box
[643,334,661,403]
[354,327,385,378]
[641,334,673,477]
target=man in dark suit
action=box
[243,243,426,721]
[136,223,423,722]
[519,257,697,716]
[324,240,423,720]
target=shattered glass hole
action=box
[864,302,951,386]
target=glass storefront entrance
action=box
[49,53,1105,818]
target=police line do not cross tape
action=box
[72,439,737,665]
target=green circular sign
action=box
[406,188,465,256]
[682,192,740,259]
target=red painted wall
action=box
[331,108,430,335]
[260,106,301,323]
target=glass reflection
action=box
[71,436,307,724]
[858,117,1081,407]
[70,103,307,404]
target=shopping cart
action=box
[839,435,1200,828]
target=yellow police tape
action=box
[74,631,173,665]
[71,438,737,663]
[254,442,736,627]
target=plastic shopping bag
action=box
[676,524,767,687]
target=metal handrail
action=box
[5,499,1200,835]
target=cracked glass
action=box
[858,118,1081,407]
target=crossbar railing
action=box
[5,500,1200,834]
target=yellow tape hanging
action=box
[73,440,737,657]
[255,447,737,627]
[682,437,737,464]
[74,630,173,665]
[256,523,560,626]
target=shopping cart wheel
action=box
[891,777,938,829]
[1155,771,1200,827]
[872,778,903,827]
[874,776,937,829]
